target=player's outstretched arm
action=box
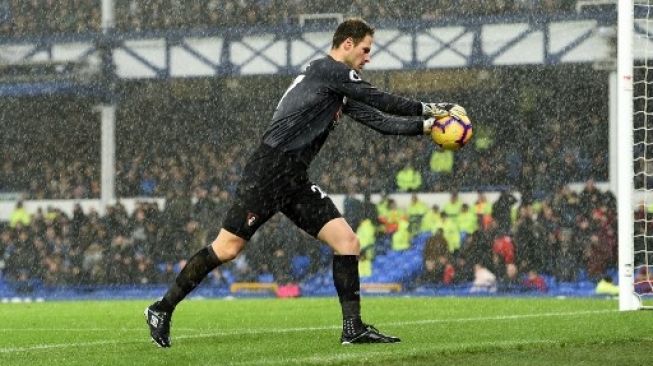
[330,67,465,121]
[324,63,423,117]
[344,99,433,135]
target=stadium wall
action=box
[0,15,615,80]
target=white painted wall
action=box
[0,19,613,78]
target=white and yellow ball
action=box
[430,114,473,151]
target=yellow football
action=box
[430,114,473,151]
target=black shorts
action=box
[222,144,341,240]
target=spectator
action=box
[378,198,405,235]
[356,218,376,258]
[492,233,515,267]
[492,190,517,235]
[456,203,478,241]
[442,191,463,220]
[358,250,372,279]
[231,253,256,282]
[423,228,449,263]
[420,204,443,234]
[498,263,522,292]
[578,178,603,218]
[395,162,422,192]
[441,212,461,253]
[415,255,455,287]
[474,191,493,229]
[360,191,378,224]
[460,225,494,269]
[634,266,653,294]
[343,187,365,231]
[9,201,30,229]
[391,219,411,251]
[406,193,428,235]
[595,276,619,296]
[427,148,454,189]
[0,227,14,276]
[523,270,548,293]
[470,263,497,293]
[513,204,547,273]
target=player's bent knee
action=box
[318,218,361,255]
[211,240,243,262]
[210,230,246,262]
[338,233,360,255]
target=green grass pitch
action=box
[0,296,652,365]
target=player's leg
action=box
[155,229,245,312]
[145,228,245,347]
[317,218,400,344]
[146,197,271,348]
[317,217,363,326]
[283,185,399,344]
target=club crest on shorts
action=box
[246,212,258,227]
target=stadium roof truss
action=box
[0,12,617,82]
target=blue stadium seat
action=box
[291,255,311,280]
[257,273,275,283]
[220,269,235,285]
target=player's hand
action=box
[422,102,467,119]
[423,117,436,135]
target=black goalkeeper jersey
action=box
[262,55,425,165]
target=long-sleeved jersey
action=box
[262,55,425,165]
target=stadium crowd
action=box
[0,114,606,201]
[0,0,580,37]
[0,191,324,290]
[0,1,619,294]
[423,182,617,292]
[0,81,608,202]
[0,178,618,294]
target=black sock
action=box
[332,254,362,334]
[156,246,222,312]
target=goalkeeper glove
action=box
[422,102,467,119]
[423,117,436,135]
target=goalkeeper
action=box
[145,17,466,347]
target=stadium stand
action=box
[0,178,618,299]
[0,64,608,201]
[0,2,619,301]
[0,0,577,37]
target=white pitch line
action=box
[0,309,619,354]
[0,309,617,333]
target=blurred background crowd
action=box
[0,0,579,37]
[0,65,608,203]
[0,1,628,295]
[0,178,618,294]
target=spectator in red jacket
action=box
[523,270,548,292]
[492,234,515,265]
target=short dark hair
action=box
[331,18,375,49]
